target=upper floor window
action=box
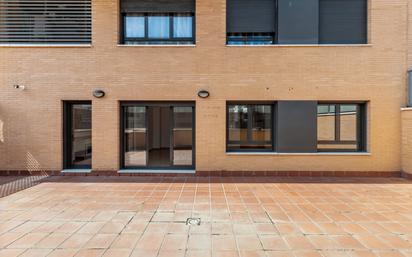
[319,0,367,44]
[120,0,195,45]
[226,0,367,45]
[0,0,91,45]
[226,0,276,45]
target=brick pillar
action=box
[92,98,119,172]
[401,108,412,178]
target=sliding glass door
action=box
[171,106,194,166]
[121,102,195,169]
[123,106,147,167]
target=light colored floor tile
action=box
[0,177,411,256]
[84,234,118,249]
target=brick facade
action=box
[0,0,411,176]
[401,109,412,176]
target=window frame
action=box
[122,12,195,44]
[0,0,92,45]
[317,102,367,152]
[318,0,368,44]
[226,32,276,45]
[119,101,196,170]
[226,102,275,152]
[63,101,92,170]
[225,0,368,45]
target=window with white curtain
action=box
[125,16,145,38]
[173,14,193,38]
[123,13,194,44]
[148,15,170,38]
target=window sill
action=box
[61,169,92,173]
[0,44,92,48]
[225,44,373,47]
[118,169,195,174]
[226,152,371,156]
[117,44,196,48]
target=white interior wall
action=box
[149,107,171,150]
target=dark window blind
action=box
[319,0,367,44]
[226,0,275,33]
[0,0,91,44]
[121,0,195,13]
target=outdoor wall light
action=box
[93,89,105,98]
[197,90,210,98]
[13,84,25,91]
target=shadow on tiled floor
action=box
[0,176,50,198]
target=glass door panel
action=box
[124,106,147,167]
[172,107,193,166]
[71,104,92,168]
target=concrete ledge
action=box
[226,44,373,48]
[61,169,92,174]
[196,170,401,177]
[0,44,92,48]
[117,169,196,177]
[227,152,371,156]
[117,44,196,48]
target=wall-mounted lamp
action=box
[93,89,105,98]
[13,84,25,91]
[197,90,210,98]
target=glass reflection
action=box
[228,104,272,150]
[124,106,147,167]
[71,104,92,167]
[173,107,193,166]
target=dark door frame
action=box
[120,101,196,170]
[63,101,92,169]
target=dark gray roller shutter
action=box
[226,0,275,33]
[319,0,367,44]
[276,101,317,153]
[0,0,91,44]
[121,0,195,13]
[277,0,319,44]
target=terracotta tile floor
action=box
[0,176,412,257]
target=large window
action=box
[0,0,91,44]
[226,0,367,45]
[120,0,195,44]
[227,104,273,151]
[123,13,194,44]
[226,101,366,153]
[226,0,276,45]
[317,103,366,152]
[121,102,195,169]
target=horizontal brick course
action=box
[0,170,404,178]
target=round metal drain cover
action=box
[186,218,201,226]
